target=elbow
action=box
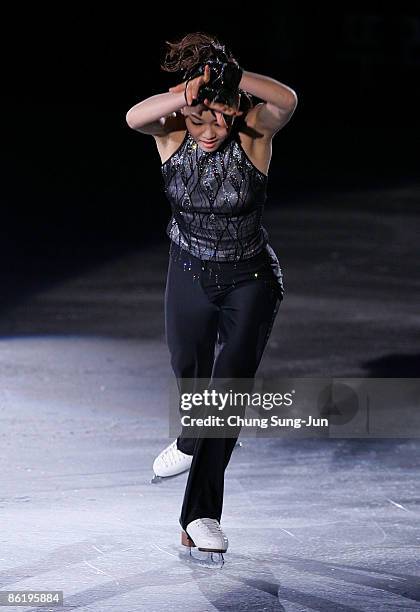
[286,90,298,111]
[125,111,137,130]
[273,88,298,114]
[126,108,147,130]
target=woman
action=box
[126,32,298,559]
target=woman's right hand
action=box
[168,64,212,105]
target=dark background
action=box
[2,6,419,295]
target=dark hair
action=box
[160,31,254,115]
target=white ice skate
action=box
[151,440,193,483]
[151,439,243,484]
[181,518,228,564]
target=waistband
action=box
[168,238,284,300]
[169,239,269,271]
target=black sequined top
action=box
[161,128,285,300]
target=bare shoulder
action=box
[153,112,187,165]
[236,103,273,177]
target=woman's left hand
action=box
[203,98,242,116]
[203,98,243,128]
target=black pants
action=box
[164,247,282,531]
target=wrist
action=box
[184,78,194,106]
[168,90,188,112]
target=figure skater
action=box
[125,31,297,560]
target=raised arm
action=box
[238,71,298,137]
[125,91,187,135]
[126,64,243,136]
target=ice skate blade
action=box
[150,468,189,484]
[179,546,225,568]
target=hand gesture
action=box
[168,64,244,128]
[202,96,243,128]
[169,64,212,106]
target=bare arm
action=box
[239,71,298,136]
[125,91,186,135]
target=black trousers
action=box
[164,247,282,531]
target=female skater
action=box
[126,32,297,559]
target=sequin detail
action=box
[161,128,285,300]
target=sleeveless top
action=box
[161,128,285,300]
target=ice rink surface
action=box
[1,187,419,611]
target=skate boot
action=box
[151,439,193,483]
[182,517,228,564]
[151,439,243,483]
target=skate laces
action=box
[162,441,183,467]
[200,518,226,538]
